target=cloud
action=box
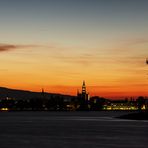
[0,44,17,52]
[0,43,42,52]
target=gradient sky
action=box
[0,0,148,99]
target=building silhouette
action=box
[77,81,89,110]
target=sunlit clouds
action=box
[0,44,18,52]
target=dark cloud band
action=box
[0,44,40,52]
[0,44,17,52]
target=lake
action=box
[0,111,147,148]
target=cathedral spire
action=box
[41,88,45,98]
[82,80,85,86]
[82,80,86,94]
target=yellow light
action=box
[106,106,112,110]
[142,105,146,110]
[1,108,9,111]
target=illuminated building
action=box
[103,100,139,111]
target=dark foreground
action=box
[117,111,148,120]
[0,111,148,148]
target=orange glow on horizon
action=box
[0,39,148,100]
[1,83,148,100]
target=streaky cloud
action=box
[0,43,42,52]
[0,44,17,52]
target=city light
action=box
[1,108,9,111]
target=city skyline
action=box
[0,0,148,99]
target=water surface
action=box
[0,111,147,148]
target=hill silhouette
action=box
[0,86,73,100]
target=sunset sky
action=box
[0,0,148,99]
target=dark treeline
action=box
[0,95,148,111]
[0,95,76,111]
[0,96,105,111]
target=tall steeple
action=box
[41,88,44,96]
[82,80,86,94]
[77,81,89,110]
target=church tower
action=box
[77,81,90,110]
[82,80,86,94]
[41,88,47,110]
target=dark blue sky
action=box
[0,0,148,44]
